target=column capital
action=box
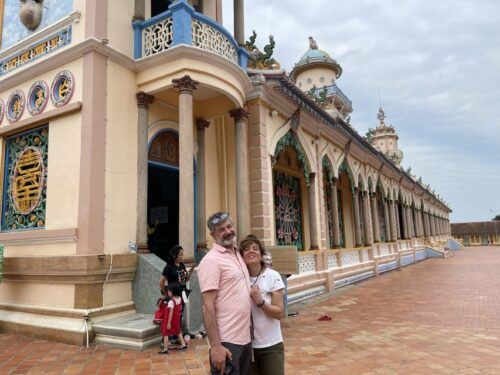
[331,176,339,184]
[173,75,199,94]
[136,91,154,108]
[309,172,316,181]
[229,107,250,122]
[196,118,210,131]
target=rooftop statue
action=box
[245,30,281,70]
[309,36,318,50]
[19,0,44,31]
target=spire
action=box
[377,106,386,127]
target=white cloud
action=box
[223,0,500,221]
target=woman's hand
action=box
[167,323,171,330]
[250,285,263,305]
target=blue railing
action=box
[132,0,248,70]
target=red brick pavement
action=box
[2,246,500,374]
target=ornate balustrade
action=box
[132,0,248,70]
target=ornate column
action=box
[400,204,408,239]
[196,118,210,255]
[353,188,363,247]
[362,191,372,246]
[407,206,414,238]
[308,173,319,250]
[234,0,245,45]
[229,108,251,240]
[383,198,391,241]
[371,193,381,243]
[133,0,145,20]
[173,75,199,261]
[330,177,341,248]
[136,91,154,253]
[424,212,430,237]
[389,200,397,242]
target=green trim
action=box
[273,131,311,188]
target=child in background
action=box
[159,282,187,354]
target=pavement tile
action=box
[2,246,500,374]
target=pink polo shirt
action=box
[198,243,251,345]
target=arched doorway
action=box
[148,130,179,261]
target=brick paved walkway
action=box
[2,246,500,374]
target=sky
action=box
[222,0,500,223]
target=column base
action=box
[309,246,319,250]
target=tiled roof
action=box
[451,221,500,235]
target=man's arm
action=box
[202,290,232,373]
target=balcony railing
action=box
[315,84,352,110]
[132,0,248,70]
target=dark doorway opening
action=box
[151,0,173,17]
[148,163,179,261]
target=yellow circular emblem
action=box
[12,146,44,215]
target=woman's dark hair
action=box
[167,282,183,297]
[239,235,266,267]
[167,245,183,265]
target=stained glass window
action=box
[1,126,48,231]
[273,170,303,250]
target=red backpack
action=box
[153,298,167,325]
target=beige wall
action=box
[104,61,138,254]
[204,115,237,246]
[103,281,133,306]
[0,282,75,308]
[295,68,337,92]
[107,0,135,58]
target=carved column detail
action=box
[136,91,154,253]
[174,75,199,260]
[229,108,250,240]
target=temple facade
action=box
[0,0,452,345]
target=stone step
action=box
[92,313,161,351]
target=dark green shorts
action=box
[251,342,284,375]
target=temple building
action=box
[451,221,500,246]
[0,0,453,347]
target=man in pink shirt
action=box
[198,212,252,374]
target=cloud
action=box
[223,0,500,221]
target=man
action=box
[198,212,252,374]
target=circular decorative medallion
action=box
[0,98,4,125]
[11,146,45,215]
[50,70,75,107]
[27,80,49,115]
[6,90,25,123]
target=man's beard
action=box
[216,232,236,248]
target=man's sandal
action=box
[178,345,187,351]
[158,349,169,355]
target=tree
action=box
[493,215,500,221]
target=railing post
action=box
[132,21,143,59]
[170,0,194,46]
[238,46,249,71]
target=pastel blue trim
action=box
[0,26,72,77]
[378,261,398,273]
[131,0,247,69]
[425,247,444,258]
[335,271,374,289]
[171,0,194,46]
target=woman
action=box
[240,236,285,375]
[159,245,194,346]
[159,245,193,299]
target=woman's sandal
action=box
[158,349,169,355]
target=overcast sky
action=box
[222,0,500,223]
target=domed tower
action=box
[367,107,403,166]
[290,37,352,120]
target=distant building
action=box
[451,221,500,246]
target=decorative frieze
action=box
[50,70,74,107]
[1,126,48,231]
[6,90,25,123]
[27,80,49,115]
[0,26,72,77]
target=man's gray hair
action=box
[207,211,232,233]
